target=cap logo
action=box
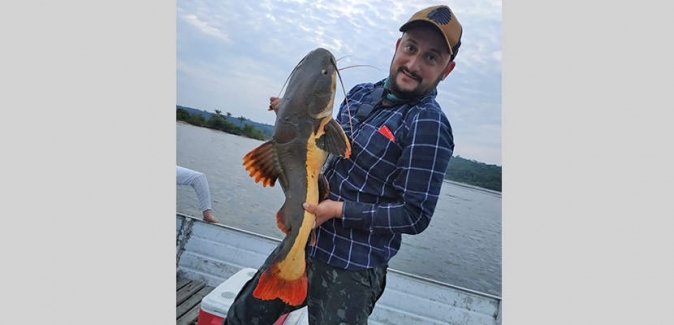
[427,7,451,25]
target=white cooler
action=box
[197,268,306,325]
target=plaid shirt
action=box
[308,79,455,270]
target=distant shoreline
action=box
[443,179,502,196]
[176,121,501,192]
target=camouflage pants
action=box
[223,252,387,325]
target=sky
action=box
[177,0,502,166]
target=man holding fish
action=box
[228,4,461,324]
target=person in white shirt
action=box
[177,165,219,223]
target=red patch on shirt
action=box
[378,125,394,141]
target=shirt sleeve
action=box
[340,107,454,235]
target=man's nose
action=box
[405,54,422,74]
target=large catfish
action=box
[242,48,351,306]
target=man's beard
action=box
[388,67,442,100]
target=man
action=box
[225,4,460,324]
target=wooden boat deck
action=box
[177,274,215,325]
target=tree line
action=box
[177,107,501,192]
[445,156,501,192]
[177,107,267,140]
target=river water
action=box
[176,122,502,296]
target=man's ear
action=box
[441,61,456,81]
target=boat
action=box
[176,213,502,325]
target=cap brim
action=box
[399,20,453,56]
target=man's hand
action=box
[303,199,343,229]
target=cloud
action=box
[492,50,502,62]
[176,0,502,165]
[181,14,230,42]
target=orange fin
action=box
[318,119,352,158]
[242,141,280,187]
[253,263,307,306]
[276,210,289,234]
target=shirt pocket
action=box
[351,123,403,181]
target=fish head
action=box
[280,48,338,120]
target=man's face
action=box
[388,25,454,100]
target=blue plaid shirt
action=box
[308,79,455,270]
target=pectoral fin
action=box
[243,141,281,187]
[317,118,351,158]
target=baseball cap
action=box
[399,5,463,60]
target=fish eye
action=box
[321,69,327,75]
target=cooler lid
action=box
[200,268,258,316]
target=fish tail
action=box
[253,261,307,306]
